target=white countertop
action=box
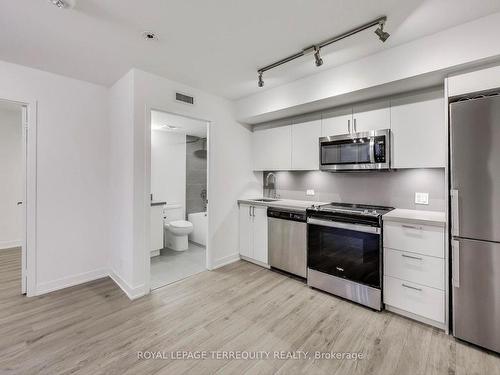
[238,198,327,211]
[383,208,446,227]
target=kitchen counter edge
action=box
[237,199,324,212]
[383,208,446,227]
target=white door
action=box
[390,90,445,168]
[252,205,268,264]
[291,119,321,170]
[352,100,391,132]
[21,106,27,294]
[321,107,352,136]
[239,204,252,258]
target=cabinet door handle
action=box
[452,240,460,288]
[401,254,423,261]
[249,206,252,217]
[353,118,357,133]
[347,119,351,133]
[401,224,422,230]
[451,189,459,237]
[402,283,422,292]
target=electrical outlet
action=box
[306,189,315,196]
[415,192,429,205]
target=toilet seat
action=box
[169,220,193,229]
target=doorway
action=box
[148,110,209,290]
[0,100,28,294]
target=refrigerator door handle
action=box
[451,189,459,237]
[452,240,460,288]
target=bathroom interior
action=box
[150,110,208,290]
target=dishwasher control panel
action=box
[267,208,307,222]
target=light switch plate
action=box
[415,192,429,205]
[306,189,315,196]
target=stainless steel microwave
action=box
[319,129,391,171]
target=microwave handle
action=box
[369,138,375,163]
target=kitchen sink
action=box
[250,198,279,202]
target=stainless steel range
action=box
[306,202,394,310]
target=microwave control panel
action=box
[374,136,386,163]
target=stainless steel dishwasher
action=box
[267,207,307,278]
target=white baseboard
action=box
[0,240,22,250]
[108,270,146,300]
[210,253,240,270]
[36,268,108,296]
[385,305,446,331]
[240,256,271,269]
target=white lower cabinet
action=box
[384,276,445,323]
[239,203,268,265]
[150,205,164,256]
[384,248,444,290]
[383,219,445,328]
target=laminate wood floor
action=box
[0,247,499,375]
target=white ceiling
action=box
[151,110,207,138]
[1,0,499,99]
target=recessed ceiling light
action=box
[49,0,75,9]
[142,31,158,41]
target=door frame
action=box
[0,96,37,297]
[144,105,211,293]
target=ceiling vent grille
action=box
[175,92,195,105]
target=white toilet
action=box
[163,204,193,251]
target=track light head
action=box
[258,72,264,88]
[375,22,390,42]
[314,47,323,67]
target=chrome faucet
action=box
[264,172,278,199]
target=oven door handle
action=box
[307,218,380,234]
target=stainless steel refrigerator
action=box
[450,94,500,353]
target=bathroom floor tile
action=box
[150,242,206,290]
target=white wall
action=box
[151,130,186,215]
[107,68,261,297]
[0,106,23,249]
[108,71,135,292]
[236,12,500,123]
[0,60,110,294]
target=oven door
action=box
[307,218,381,288]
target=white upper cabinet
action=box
[252,123,292,171]
[390,90,445,168]
[352,100,391,133]
[291,117,321,170]
[321,107,353,137]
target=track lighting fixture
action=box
[258,72,264,88]
[257,16,388,87]
[374,22,390,42]
[314,47,323,67]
